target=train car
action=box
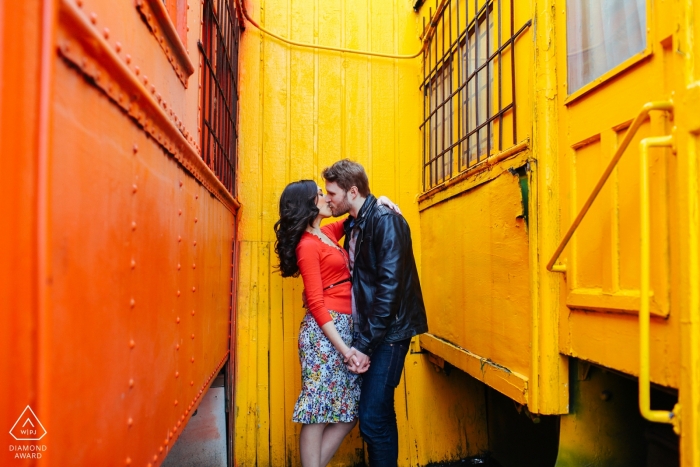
[2,0,699,466]
[1,0,240,465]
[233,0,699,465]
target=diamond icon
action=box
[9,406,47,441]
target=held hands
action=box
[344,347,370,374]
[376,195,402,215]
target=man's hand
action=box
[344,347,370,374]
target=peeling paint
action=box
[508,162,530,227]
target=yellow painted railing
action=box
[546,100,681,431]
[546,100,674,273]
[639,134,681,433]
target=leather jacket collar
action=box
[345,194,376,233]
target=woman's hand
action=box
[377,195,401,215]
[344,347,370,374]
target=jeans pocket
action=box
[387,343,409,388]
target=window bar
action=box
[422,15,427,191]
[206,0,214,168]
[486,1,491,159]
[218,0,225,180]
[497,0,502,151]
[474,0,481,164]
[430,6,435,188]
[440,3,445,183]
[464,0,470,169]
[447,0,453,180]
[456,0,461,172]
[510,0,517,145]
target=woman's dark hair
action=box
[274,180,319,277]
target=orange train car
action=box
[4,0,700,466]
[1,0,240,465]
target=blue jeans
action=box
[358,339,411,467]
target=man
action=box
[322,159,428,467]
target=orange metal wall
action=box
[0,0,236,465]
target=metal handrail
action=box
[639,135,680,432]
[546,100,674,272]
[544,99,680,431]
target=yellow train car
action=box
[2,0,698,465]
[233,0,699,465]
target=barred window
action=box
[421,0,531,190]
[199,0,241,196]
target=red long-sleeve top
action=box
[295,219,351,326]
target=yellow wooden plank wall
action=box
[234,0,490,465]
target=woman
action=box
[274,180,396,467]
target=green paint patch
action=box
[508,163,530,227]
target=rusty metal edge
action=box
[56,0,240,213]
[135,0,195,88]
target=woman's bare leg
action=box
[319,420,358,466]
[300,423,326,467]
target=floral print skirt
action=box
[292,310,360,424]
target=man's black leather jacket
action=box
[343,194,428,356]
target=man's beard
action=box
[331,194,352,217]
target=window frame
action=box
[563,0,652,105]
